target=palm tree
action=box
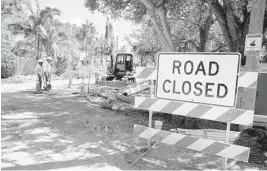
[8,0,61,59]
[50,21,80,88]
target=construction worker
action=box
[43,56,53,91]
[35,59,44,92]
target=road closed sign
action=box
[156,53,241,107]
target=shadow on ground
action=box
[1,87,134,170]
[1,85,266,170]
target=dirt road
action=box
[1,81,139,170]
[2,81,265,170]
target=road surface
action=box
[1,81,134,170]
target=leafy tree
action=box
[75,20,96,52]
[1,38,17,78]
[85,0,214,52]
[205,0,250,54]
[126,20,162,66]
[8,0,61,59]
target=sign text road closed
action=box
[156,53,241,107]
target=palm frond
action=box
[34,0,40,15]
[22,0,35,16]
[28,15,36,23]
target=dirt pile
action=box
[234,128,267,165]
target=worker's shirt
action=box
[35,64,43,75]
[43,61,52,73]
[106,65,112,74]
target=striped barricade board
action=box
[134,125,250,163]
[135,96,254,126]
[135,67,157,82]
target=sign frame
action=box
[155,52,241,108]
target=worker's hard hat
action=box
[38,59,43,63]
[47,56,52,60]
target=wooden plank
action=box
[236,87,257,110]
[253,122,267,128]
[254,114,267,122]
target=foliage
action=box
[85,0,267,56]
[126,20,162,66]
[85,0,215,52]
[207,0,267,55]
[7,0,61,59]
[75,20,96,51]
[2,0,100,80]
[54,57,68,76]
[1,39,17,78]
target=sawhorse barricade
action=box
[132,0,266,168]
[133,65,258,169]
[133,125,250,163]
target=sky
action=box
[38,0,139,48]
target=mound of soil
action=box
[234,128,267,165]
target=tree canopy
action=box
[85,0,267,57]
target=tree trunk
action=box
[140,0,174,51]
[110,54,113,73]
[156,6,176,51]
[67,65,72,88]
[223,0,239,51]
[68,72,72,88]
[36,32,41,59]
[198,9,213,52]
[207,0,237,52]
[43,39,51,56]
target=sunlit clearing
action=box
[24,127,53,134]
[1,135,13,141]
[196,160,218,169]
[79,142,100,149]
[50,163,122,171]
[193,153,204,158]
[34,133,58,142]
[2,151,37,166]
[176,157,191,163]
[19,119,41,128]
[2,142,28,153]
[2,112,38,119]
[100,147,117,155]
[142,158,167,168]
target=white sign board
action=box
[245,33,263,55]
[156,53,241,107]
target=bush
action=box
[1,46,17,78]
[54,58,68,76]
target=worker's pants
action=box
[38,74,42,89]
[44,72,51,84]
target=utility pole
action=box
[85,20,91,93]
[117,36,119,52]
[237,0,266,130]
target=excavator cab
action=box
[114,53,133,80]
[98,53,135,87]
